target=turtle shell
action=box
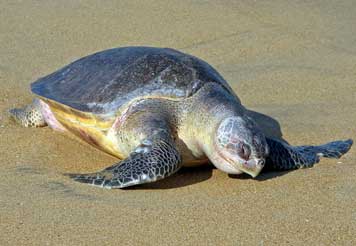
[31,46,234,117]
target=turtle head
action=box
[211,116,269,177]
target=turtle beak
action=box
[241,159,265,178]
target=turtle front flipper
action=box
[9,99,47,127]
[67,136,182,189]
[264,138,353,171]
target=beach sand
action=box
[1,0,355,245]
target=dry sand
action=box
[1,0,356,245]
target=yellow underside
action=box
[41,97,124,158]
[40,97,209,166]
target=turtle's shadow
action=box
[228,170,291,181]
[129,110,292,190]
[245,109,285,141]
[128,165,214,190]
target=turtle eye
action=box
[225,143,237,153]
[238,143,251,160]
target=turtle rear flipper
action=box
[264,138,353,171]
[67,137,182,189]
[9,99,47,127]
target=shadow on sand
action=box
[129,165,215,190]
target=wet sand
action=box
[1,1,355,245]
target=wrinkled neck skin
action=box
[181,83,248,174]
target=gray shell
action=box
[31,46,234,114]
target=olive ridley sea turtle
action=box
[9,46,353,189]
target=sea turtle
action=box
[9,46,353,189]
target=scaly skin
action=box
[9,99,47,127]
[66,82,264,188]
[113,82,250,167]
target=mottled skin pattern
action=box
[216,116,268,171]
[9,99,46,127]
[9,46,353,189]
